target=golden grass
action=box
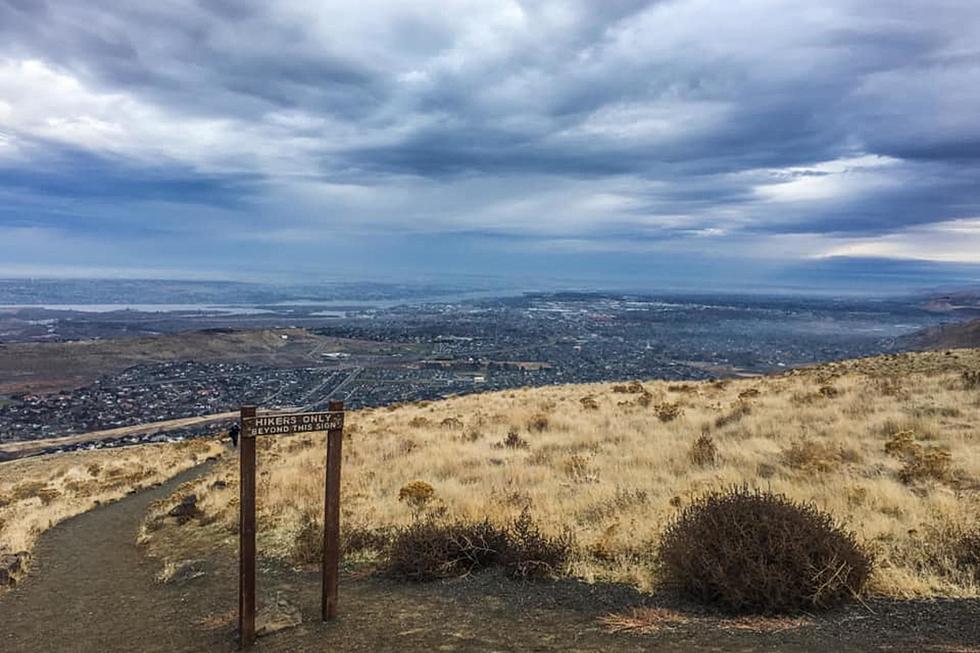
[147,349,980,597]
[0,438,225,563]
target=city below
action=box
[1,280,978,456]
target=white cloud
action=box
[822,218,980,263]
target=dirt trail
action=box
[0,463,222,652]
[2,463,979,653]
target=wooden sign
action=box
[237,401,345,650]
[241,411,344,437]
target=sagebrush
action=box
[657,487,872,613]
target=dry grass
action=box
[0,438,224,564]
[598,607,812,634]
[146,349,980,598]
[598,607,690,634]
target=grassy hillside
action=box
[0,438,224,581]
[145,349,980,598]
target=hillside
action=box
[139,348,980,599]
[0,328,398,395]
[912,318,980,350]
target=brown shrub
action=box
[613,381,646,394]
[782,439,846,473]
[654,402,683,423]
[874,376,905,397]
[499,429,529,449]
[502,508,573,579]
[398,480,436,511]
[715,401,751,429]
[408,416,431,428]
[526,414,550,432]
[884,430,919,457]
[883,430,953,484]
[898,447,952,484]
[579,395,600,411]
[343,525,394,556]
[738,388,760,400]
[636,391,654,407]
[962,370,980,390]
[386,510,570,582]
[440,417,463,430]
[10,481,46,502]
[562,454,596,483]
[689,433,717,467]
[386,518,508,581]
[657,487,872,613]
[290,512,323,564]
[818,386,839,398]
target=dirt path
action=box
[0,463,221,652]
[2,465,979,653]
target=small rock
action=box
[168,494,200,524]
[158,558,207,584]
[256,594,302,637]
[0,551,29,586]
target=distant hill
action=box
[0,328,386,395]
[909,318,980,350]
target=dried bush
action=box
[398,480,436,511]
[887,520,980,585]
[579,395,600,411]
[962,370,980,390]
[874,376,905,397]
[499,429,529,449]
[388,519,507,581]
[715,401,751,429]
[501,508,573,579]
[636,391,654,407]
[408,416,431,428]
[343,525,393,556]
[612,380,646,394]
[562,454,596,483]
[440,417,463,430]
[884,431,953,484]
[386,510,570,582]
[898,447,952,484]
[526,414,550,432]
[688,433,717,467]
[654,402,683,422]
[818,386,839,398]
[781,439,860,473]
[884,430,919,457]
[738,388,760,400]
[290,512,323,564]
[657,487,872,613]
[10,481,46,502]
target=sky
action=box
[1,0,979,291]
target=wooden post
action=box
[238,405,257,649]
[322,399,344,621]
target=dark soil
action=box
[1,463,978,652]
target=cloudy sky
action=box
[1,0,979,290]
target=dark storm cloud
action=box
[1,0,979,279]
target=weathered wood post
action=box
[322,399,344,621]
[238,405,257,649]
